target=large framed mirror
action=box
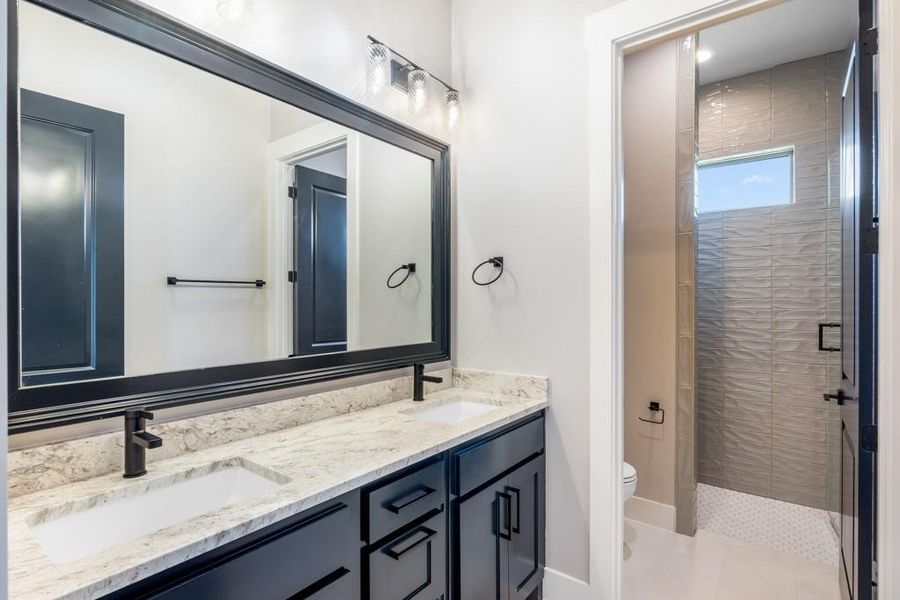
[6,0,450,432]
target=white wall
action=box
[20,4,274,376]
[297,146,348,179]
[879,0,900,595]
[356,136,433,349]
[451,0,624,586]
[0,0,8,593]
[143,0,453,140]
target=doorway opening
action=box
[620,0,876,598]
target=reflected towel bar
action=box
[167,276,265,288]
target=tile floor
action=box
[697,483,840,565]
[623,519,841,599]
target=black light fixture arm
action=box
[366,35,458,94]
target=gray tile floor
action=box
[697,482,839,565]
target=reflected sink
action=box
[28,458,288,564]
[406,397,498,425]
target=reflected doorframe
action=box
[266,123,360,359]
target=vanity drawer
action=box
[363,456,445,544]
[145,495,359,600]
[452,414,544,497]
[366,511,446,600]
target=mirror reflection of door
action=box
[291,151,348,356]
[19,89,125,385]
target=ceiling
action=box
[698,0,856,85]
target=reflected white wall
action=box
[143,0,453,140]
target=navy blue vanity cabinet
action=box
[101,412,545,600]
[452,413,546,600]
[104,492,361,600]
[362,456,447,600]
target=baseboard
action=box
[542,567,590,600]
[624,495,676,531]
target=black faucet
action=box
[413,363,443,401]
[123,409,163,478]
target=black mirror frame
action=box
[5,0,451,433]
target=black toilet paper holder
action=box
[638,401,665,425]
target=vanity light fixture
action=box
[216,0,255,24]
[445,89,460,129]
[408,68,430,113]
[366,35,461,127]
[367,41,390,95]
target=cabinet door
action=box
[506,456,545,600]
[456,481,509,600]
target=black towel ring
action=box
[387,263,416,289]
[471,256,504,286]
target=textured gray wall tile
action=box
[696,52,843,510]
[674,34,698,537]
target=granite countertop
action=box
[8,388,548,600]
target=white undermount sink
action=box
[28,458,287,564]
[406,397,498,425]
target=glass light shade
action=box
[445,89,460,129]
[368,42,390,95]
[217,0,255,24]
[408,69,429,113]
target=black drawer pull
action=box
[506,486,520,534]
[385,485,437,514]
[496,492,512,541]
[288,566,350,599]
[383,526,437,560]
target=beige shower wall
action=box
[696,52,846,510]
[623,41,679,508]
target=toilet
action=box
[623,462,637,502]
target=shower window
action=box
[696,147,794,213]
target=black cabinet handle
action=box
[818,322,841,352]
[385,485,436,514]
[288,567,350,599]
[496,491,512,541]
[383,526,437,560]
[506,486,521,534]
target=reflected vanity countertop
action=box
[8,387,548,600]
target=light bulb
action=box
[368,42,389,95]
[445,89,460,129]
[408,69,429,113]
[217,0,255,24]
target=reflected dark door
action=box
[292,165,348,356]
[836,3,878,598]
[19,90,124,385]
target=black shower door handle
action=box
[818,322,841,352]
